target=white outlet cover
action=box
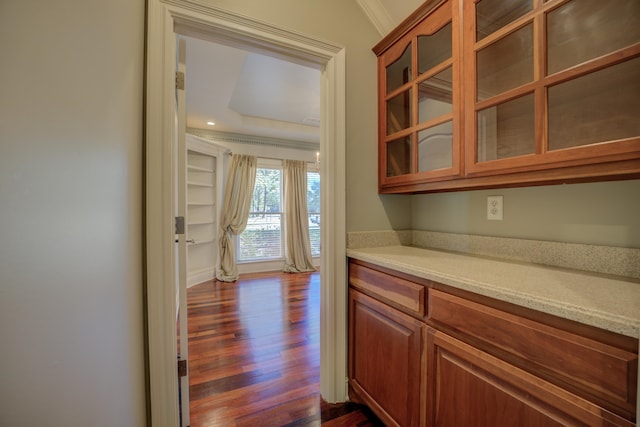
[487,195,503,220]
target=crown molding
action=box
[164,0,342,67]
[187,127,320,151]
[355,0,395,36]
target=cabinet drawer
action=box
[428,289,638,420]
[349,262,425,317]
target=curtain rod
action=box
[226,151,319,164]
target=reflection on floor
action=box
[187,270,384,427]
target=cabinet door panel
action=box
[428,289,638,420]
[349,262,426,317]
[387,43,412,94]
[426,328,634,427]
[349,290,424,427]
[546,0,640,75]
[548,57,640,151]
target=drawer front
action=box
[349,262,425,317]
[428,289,638,419]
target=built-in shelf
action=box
[186,146,218,287]
[187,181,214,187]
[187,165,213,173]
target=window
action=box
[237,163,321,262]
[307,170,320,257]
[238,167,283,262]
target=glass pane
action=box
[306,171,320,213]
[477,93,535,162]
[418,22,452,74]
[308,213,320,257]
[477,24,533,101]
[239,213,282,260]
[387,89,412,135]
[386,43,412,93]
[418,121,453,172]
[240,168,283,261]
[387,137,412,177]
[418,67,453,123]
[250,168,281,212]
[476,0,531,41]
[548,57,640,151]
[306,171,320,257]
[547,0,640,75]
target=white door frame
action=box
[145,1,347,426]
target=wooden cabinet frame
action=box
[347,258,639,426]
[374,0,640,194]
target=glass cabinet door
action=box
[379,0,459,184]
[467,0,640,174]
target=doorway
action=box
[145,1,347,426]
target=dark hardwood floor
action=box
[187,271,384,427]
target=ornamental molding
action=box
[187,128,320,151]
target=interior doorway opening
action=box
[145,2,347,426]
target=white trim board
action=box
[145,1,347,426]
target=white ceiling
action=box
[184,0,423,145]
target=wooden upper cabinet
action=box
[376,0,463,191]
[374,0,640,193]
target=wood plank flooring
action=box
[187,271,384,427]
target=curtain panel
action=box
[282,159,316,273]
[217,154,257,282]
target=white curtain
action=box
[282,160,316,273]
[217,154,257,282]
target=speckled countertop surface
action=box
[347,245,640,338]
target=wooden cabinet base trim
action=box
[379,159,640,194]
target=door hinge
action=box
[178,359,188,378]
[175,71,185,90]
[175,216,185,235]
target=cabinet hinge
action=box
[178,359,187,378]
[175,71,185,90]
[175,216,185,235]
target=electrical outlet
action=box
[487,195,503,220]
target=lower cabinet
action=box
[347,259,638,427]
[426,328,635,427]
[349,290,424,427]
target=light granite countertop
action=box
[347,245,640,338]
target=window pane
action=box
[308,213,320,257]
[387,43,412,94]
[250,168,281,213]
[239,167,283,262]
[239,213,282,260]
[477,93,535,162]
[307,171,320,257]
[418,22,452,74]
[476,0,531,41]
[418,121,453,172]
[548,57,640,151]
[418,67,453,123]
[387,89,412,135]
[306,172,320,213]
[477,24,533,101]
[387,137,412,177]
[547,0,640,75]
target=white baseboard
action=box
[187,267,215,287]
[237,257,321,276]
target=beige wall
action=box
[412,179,640,248]
[200,0,413,232]
[0,1,146,426]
